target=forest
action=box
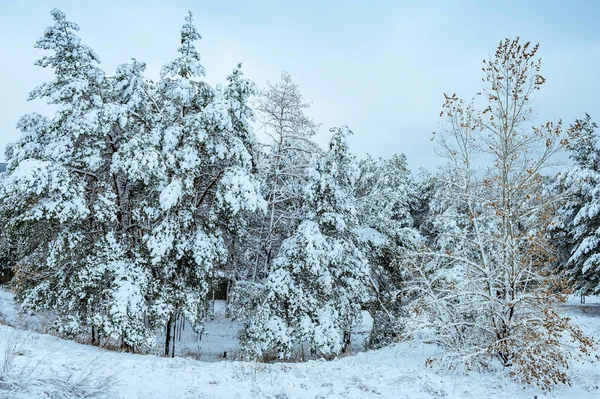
[1,8,599,396]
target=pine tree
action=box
[146,12,264,356]
[231,72,321,344]
[88,58,163,350]
[551,114,600,296]
[0,10,166,350]
[1,9,265,355]
[1,8,115,340]
[354,154,421,349]
[237,127,368,360]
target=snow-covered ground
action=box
[0,288,371,362]
[1,287,600,398]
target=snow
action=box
[2,9,600,399]
[217,167,266,215]
[0,288,17,325]
[155,300,240,361]
[353,227,388,247]
[1,287,600,398]
[159,178,183,210]
[567,294,600,306]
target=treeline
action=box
[0,9,598,389]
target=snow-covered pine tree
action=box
[216,63,263,314]
[403,38,593,388]
[146,12,264,356]
[354,154,421,349]
[0,8,119,340]
[231,72,321,340]
[86,59,164,350]
[237,127,368,360]
[410,170,435,236]
[0,10,167,351]
[551,114,600,296]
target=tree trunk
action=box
[171,314,176,358]
[225,279,231,318]
[342,331,351,353]
[165,313,173,357]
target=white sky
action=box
[1,0,599,172]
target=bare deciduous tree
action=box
[252,72,320,279]
[405,37,594,389]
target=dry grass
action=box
[0,328,119,399]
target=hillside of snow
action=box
[1,287,600,398]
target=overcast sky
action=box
[1,0,599,172]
